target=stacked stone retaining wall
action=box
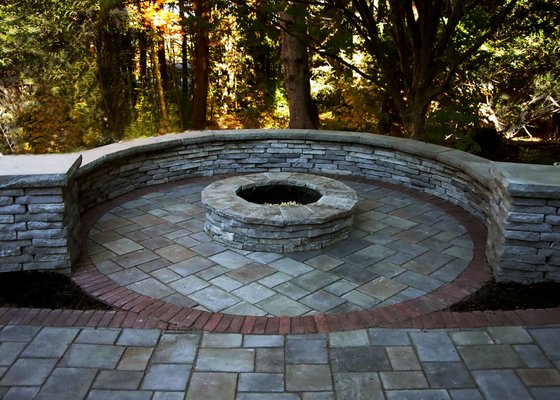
[1,130,558,282]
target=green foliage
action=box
[0,0,104,154]
[467,0,560,138]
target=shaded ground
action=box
[1,271,559,312]
[450,279,560,312]
[0,271,111,310]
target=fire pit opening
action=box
[237,183,321,206]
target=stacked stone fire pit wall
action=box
[0,129,558,282]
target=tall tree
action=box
[178,0,191,129]
[328,0,518,139]
[96,0,134,141]
[191,0,211,129]
[280,3,319,129]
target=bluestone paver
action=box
[185,372,236,400]
[196,348,255,372]
[334,373,384,400]
[410,331,460,362]
[35,368,97,400]
[472,369,532,400]
[142,363,191,391]
[286,364,332,391]
[22,327,79,358]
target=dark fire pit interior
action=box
[237,184,322,205]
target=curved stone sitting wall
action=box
[1,129,558,283]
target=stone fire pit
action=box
[201,173,359,253]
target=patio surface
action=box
[1,324,559,399]
[1,174,559,398]
[86,176,473,317]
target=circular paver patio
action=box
[85,175,474,317]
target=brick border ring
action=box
[201,172,359,253]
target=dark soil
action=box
[1,271,559,312]
[450,279,560,312]
[0,271,111,310]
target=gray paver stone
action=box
[87,390,153,400]
[196,348,255,372]
[61,344,125,369]
[329,330,369,347]
[529,387,560,400]
[0,358,57,386]
[76,328,120,344]
[185,372,236,400]
[152,393,185,400]
[380,371,428,389]
[151,333,199,363]
[487,326,533,344]
[36,368,97,400]
[448,389,483,400]
[516,368,560,386]
[423,362,475,388]
[2,387,40,400]
[410,331,460,362]
[256,348,284,373]
[368,329,411,346]
[334,372,384,400]
[472,370,532,400]
[287,339,328,364]
[286,364,333,391]
[385,389,451,400]
[529,328,560,360]
[22,328,79,358]
[142,363,191,391]
[386,346,421,370]
[457,345,523,369]
[449,331,493,345]
[94,370,144,390]
[0,342,26,366]
[117,347,154,371]
[0,326,40,342]
[244,335,284,348]
[302,392,335,400]
[237,394,299,400]
[330,346,390,372]
[202,333,242,348]
[117,328,161,347]
[513,344,553,368]
[238,373,284,392]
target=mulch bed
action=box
[1,271,559,312]
[0,271,111,310]
[450,279,560,312]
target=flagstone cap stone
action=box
[0,154,82,188]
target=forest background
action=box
[0,0,559,164]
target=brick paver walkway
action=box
[1,324,559,399]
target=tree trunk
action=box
[400,96,431,140]
[151,36,170,134]
[157,37,168,95]
[280,4,318,129]
[179,0,190,130]
[139,31,148,87]
[191,0,210,130]
[96,0,133,142]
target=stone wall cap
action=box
[492,162,560,198]
[0,154,82,188]
[437,150,492,184]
